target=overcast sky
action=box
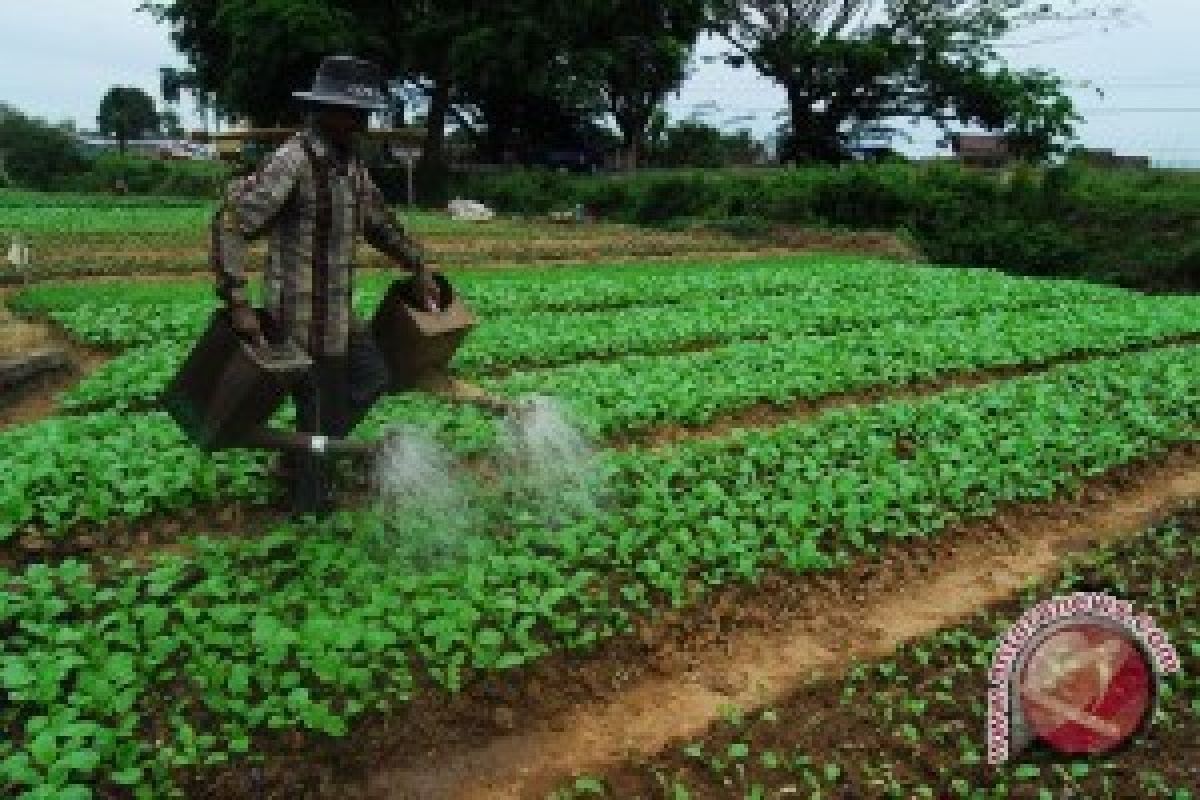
[1,1,1197,164]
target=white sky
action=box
[0,1,1196,164]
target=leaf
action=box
[111,766,144,785]
[476,629,504,648]
[0,658,35,690]
[228,664,251,695]
[30,730,58,768]
[286,687,311,712]
[493,652,527,670]
[59,749,101,773]
[573,775,605,795]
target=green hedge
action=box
[450,162,1200,290]
[55,153,231,198]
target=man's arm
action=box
[211,141,301,339]
[210,178,253,309]
[360,169,428,273]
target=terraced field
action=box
[1,252,1197,799]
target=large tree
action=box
[708,0,1127,162]
[139,1,712,199]
[97,87,161,153]
[141,0,358,126]
[582,0,710,169]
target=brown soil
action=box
[0,290,111,428]
[7,224,922,283]
[0,317,54,357]
[765,225,924,264]
[2,499,283,572]
[0,330,111,430]
[592,509,1200,799]
[184,445,1200,800]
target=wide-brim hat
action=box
[293,56,390,111]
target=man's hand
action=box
[413,267,442,312]
[229,303,267,349]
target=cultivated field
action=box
[0,191,766,280]
[0,194,1197,799]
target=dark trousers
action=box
[288,329,391,514]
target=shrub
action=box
[0,105,87,190]
[437,161,1200,289]
[56,152,230,198]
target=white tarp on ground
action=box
[447,198,496,221]
[7,235,30,267]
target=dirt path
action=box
[4,247,831,287]
[354,450,1200,799]
[0,301,111,430]
[0,288,111,429]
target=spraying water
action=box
[496,394,610,527]
[368,424,482,566]
[362,396,608,565]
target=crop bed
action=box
[0,191,757,279]
[2,253,1198,798]
[551,513,1200,799]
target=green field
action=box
[0,189,761,280]
[2,252,1198,798]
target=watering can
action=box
[162,272,514,458]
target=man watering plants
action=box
[209,56,441,514]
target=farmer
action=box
[210,55,439,514]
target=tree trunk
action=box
[785,83,847,163]
[614,108,648,172]
[416,70,451,209]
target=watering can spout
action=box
[412,370,517,416]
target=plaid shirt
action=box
[211,128,426,356]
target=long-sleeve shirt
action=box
[211,128,427,356]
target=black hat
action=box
[293,56,390,111]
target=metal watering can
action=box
[162,273,509,458]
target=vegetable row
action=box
[11,256,1129,348]
[61,281,1162,413]
[8,300,1200,538]
[2,345,1200,798]
[551,519,1200,799]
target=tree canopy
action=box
[0,105,86,190]
[97,87,161,153]
[708,0,1127,162]
[140,0,1125,176]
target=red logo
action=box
[1017,623,1154,755]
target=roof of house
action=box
[952,134,1008,155]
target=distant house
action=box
[75,133,206,160]
[950,134,1011,168]
[848,145,896,163]
[188,126,465,163]
[1071,148,1151,170]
